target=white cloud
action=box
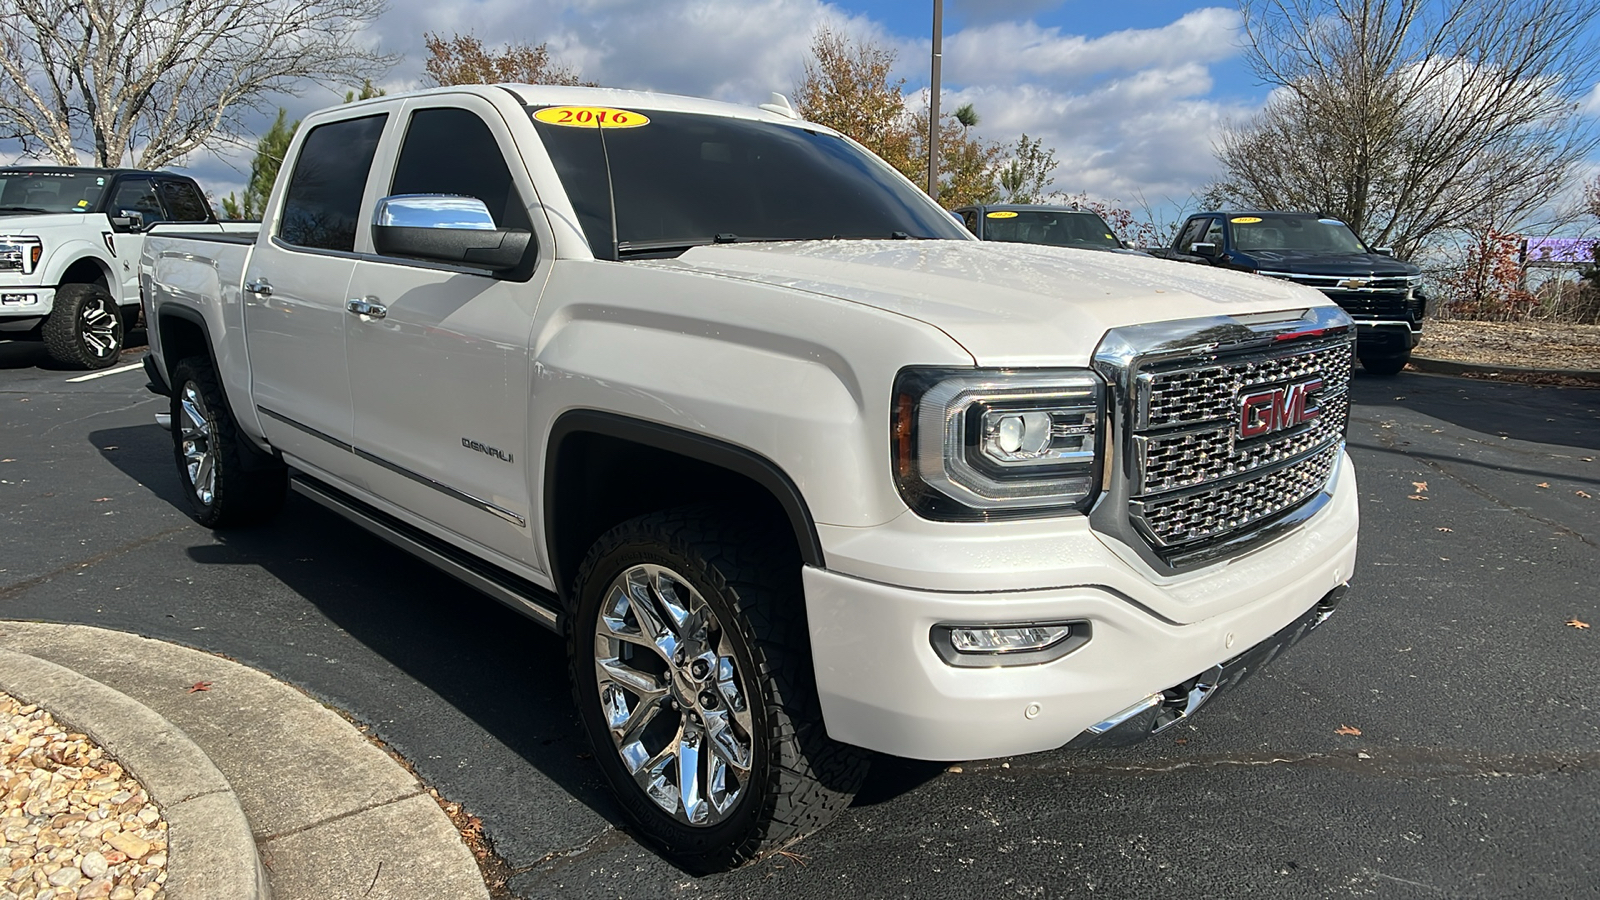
[1583,82,1600,117]
[943,7,1241,85]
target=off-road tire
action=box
[170,356,287,527]
[568,507,870,872]
[42,283,123,369]
[1359,348,1411,376]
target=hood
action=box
[0,211,94,229]
[643,240,1333,366]
[1241,249,1419,278]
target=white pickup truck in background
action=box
[139,85,1360,870]
[0,167,238,368]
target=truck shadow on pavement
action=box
[88,421,943,875]
[1349,369,1600,453]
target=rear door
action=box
[244,111,390,479]
[344,96,550,571]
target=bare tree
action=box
[0,0,394,169]
[1212,0,1600,258]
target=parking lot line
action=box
[65,362,144,383]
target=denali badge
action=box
[1238,379,1323,439]
[462,437,514,462]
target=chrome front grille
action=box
[1091,306,1355,569]
[1134,444,1341,547]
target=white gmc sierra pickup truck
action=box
[140,85,1360,870]
[0,167,233,368]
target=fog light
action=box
[951,624,1072,654]
[930,620,1090,667]
[0,293,39,306]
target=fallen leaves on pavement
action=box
[186,681,212,693]
[1412,481,1428,492]
[1335,725,1362,736]
[1579,491,1593,499]
[1569,619,1591,629]
[1537,482,1550,488]
[1436,527,1452,532]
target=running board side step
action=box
[290,475,563,633]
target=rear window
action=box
[279,114,387,252]
[529,107,967,256]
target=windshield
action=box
[1229,215,1367,254]
[0,170,107,214]
[528,107,969,256]
[980,210,1122,250]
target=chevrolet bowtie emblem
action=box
[1337,278,1368,290]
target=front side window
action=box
[1177,217,1208,250]
[1203,217,1225,246]
[279,114,387,252]
[158,180,212,223]
[390,108,532,232]
[108,179,167,226]
[529,107,969,257]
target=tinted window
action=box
[1230,215,1367,253]
[1177,217,1208,250]
[108,179,166,225]
[279,114,386,252]
[390,108,531,231]
[158,180,212,222]
[530,108,968,256]
[960,209,980,234]
[979,210,1121,250]
[1203,218,1225,246]
[0,170,107,213]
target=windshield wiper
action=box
[0,206,50,213]
[615,235,793,258]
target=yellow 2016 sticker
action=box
[986,210,1019,218]
[1231,216,1263,224]
[533,106,650,128]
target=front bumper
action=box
[804,452,1359,761]
[1355,321,1421,352]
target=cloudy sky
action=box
[27,0,1600,222]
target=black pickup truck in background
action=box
[1149,211,1426,375]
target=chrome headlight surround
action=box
[892,367,1104,521]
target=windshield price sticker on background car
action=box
[986,211,1019,218]
[533,106,650,128]
[1230,216,1263,224]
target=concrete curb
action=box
[0,622,492,900]
[0,647,271,900]
[1409,355,1600,385]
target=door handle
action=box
[244,277,272,296]
[346,297,387,319]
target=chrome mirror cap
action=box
[373,194,496,231]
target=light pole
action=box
[927,0,942,202]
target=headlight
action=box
[0,238,43,275]
[892,367,1104,520]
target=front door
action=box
[346,99,549,572]
[244,112,389,479]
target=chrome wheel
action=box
[179,382,216,506]
[79,295,121,359]
[593,564,755,827]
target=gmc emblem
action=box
[1239,378,1324,439]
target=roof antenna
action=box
[759,92,799,119]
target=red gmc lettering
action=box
[1239,378,1323,439]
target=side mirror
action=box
[110,210,145,233]
[1190,241,1221,258]
[370,194,531,271]
[1372,246,1394,257]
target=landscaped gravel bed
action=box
[1422,320,1600,370]
[0,693,166,900]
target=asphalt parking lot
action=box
[2,336,1596,899]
